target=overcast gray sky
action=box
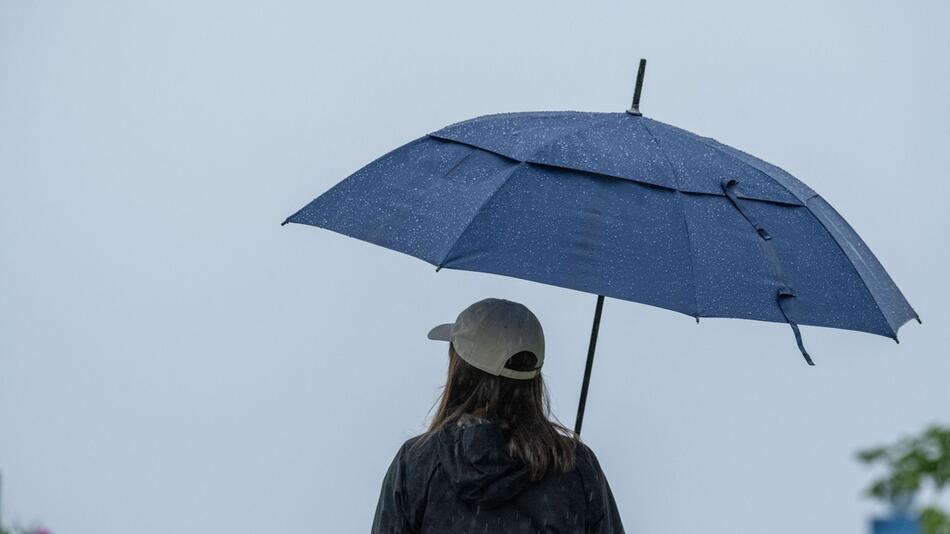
[1,1,948,533]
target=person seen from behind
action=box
[372,298,625,533]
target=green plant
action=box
[921,506,950,534]
[858,425,950,534]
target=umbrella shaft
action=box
[574,294,605,436]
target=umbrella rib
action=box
[436,161,527,270]
[802,196,905,339]
[639,120,702,318]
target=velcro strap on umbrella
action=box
[721,179,814,365]
[722,179,772,240]
[778,287,814,366]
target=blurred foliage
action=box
[922,506,950,534]
[857,425,950,502]
[0,525,51,534]
[858,425,950,534]
[9,527,51,534]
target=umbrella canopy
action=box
[285,112,916,339]
[284,61,918,432]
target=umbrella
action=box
[283,59,919,435]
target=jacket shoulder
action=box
[573,441,625,532]
[392,432,442,487]
[397,433,434,461]
[573,442,609,506]
[574,441,602,473]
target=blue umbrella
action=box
[284,60,918,434]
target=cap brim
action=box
[427,323,454,341]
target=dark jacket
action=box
[371,420,625,534]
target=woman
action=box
[372,298,624,534]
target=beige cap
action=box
[428,298,545,380]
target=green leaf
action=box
[858,447,888,464]
[921,506,950,534]
[857,424,950,504]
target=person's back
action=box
[371,298,624,534]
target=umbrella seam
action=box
[644,116,813,203]
[429,134,805,207]
[639,120,702,318]
[282,197,317,226]
[434,110,599,133]
[436,162,527,269]
[284,137,433,226]
[802,196,901,338]
[440,150,476,181]
[429,114,612,163]
[522,115,618,166]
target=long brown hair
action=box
[423,345,576,481]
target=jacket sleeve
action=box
[579,444,625,534]
[371,442,414,534]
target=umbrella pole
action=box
[573,294,605,436]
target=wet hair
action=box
[422,345,577,481]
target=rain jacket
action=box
[371,419,624,533]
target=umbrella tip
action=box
[694,316,700,324]
[915,314,922,324]
[627,58,647,116]
[281,219,290,226]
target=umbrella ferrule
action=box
[628,58,647,116]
